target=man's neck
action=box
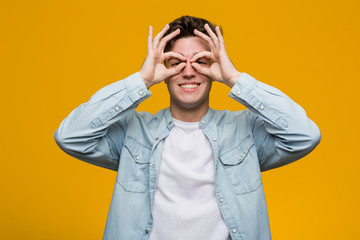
[169,104,209,122]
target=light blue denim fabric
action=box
[54,72,320,240]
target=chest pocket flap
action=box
[219,135,262,194]
[117,137,151,193]
[219,138,253,166]
[124,137,151,164]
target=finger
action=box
[164,51,187,61]
[204,24,219,49]
[191,62,211,77]
[215,26,225,51]
[166,62,186,78]
[147,26,153,51]
[194,29,215,51]
[158,28,181,51]
[153,24,170,47]
[190,51,212,62]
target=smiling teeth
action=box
[180,84,198,89]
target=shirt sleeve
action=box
[54,72,151,171]
[229,73,321,171]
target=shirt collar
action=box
[164,107,214,130]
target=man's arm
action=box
[54,25,184,170]
[54,73,151,170]
[191,24,320,171]
[229,73,321,171]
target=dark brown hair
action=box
[163,15,221,52]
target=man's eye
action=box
[196,60,208,65]
[171,62,182,66]
[196,58,210,65]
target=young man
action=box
[54,16,320,240]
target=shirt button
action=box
[145,229,149,234]
[238,156,242,161]
[220,198,224,203]
[236,91,241,96]
[155,137,159,141]
[213,138,217,142]
[151,164,156,169]
[232,229,237,233]
[139,91,144,95]
[169,121,172,125]
[136,156,140,160]
[115,106,120,111]
[260,105,265,110]
[201,120,205,124]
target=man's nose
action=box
[182,59,196,78]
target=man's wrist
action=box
[143,79,153,89]
[139,72,153,89]
[224,71,242,88]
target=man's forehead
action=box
[172,36,210,51]
[171,37,210,55]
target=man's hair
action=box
[163,15,221,52]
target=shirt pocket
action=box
[116,137,151,193]
[219,135,262,195]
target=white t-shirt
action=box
[149,118,230,240]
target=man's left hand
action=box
[191,24,242,88]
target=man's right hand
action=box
[139,24,186,89]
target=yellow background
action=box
[1,0,359,239]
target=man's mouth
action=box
[179,83,200,89]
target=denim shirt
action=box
[54,72,320,240]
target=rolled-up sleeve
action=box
[229,73,321,171]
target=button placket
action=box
[151,163,156,170]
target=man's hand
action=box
[191,24,242,88]
[139,25,187,89]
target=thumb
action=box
[191,62,211,77]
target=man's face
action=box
[165,36,213,113]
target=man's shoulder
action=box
[212,108,251,124]
[132,108,167,119]
[129,108,168,127]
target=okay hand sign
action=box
[191,24,242,88]
[139,25,187,88]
